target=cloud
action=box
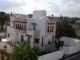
[60,0,80,17]
[0,0,80,17]
[0,0,25,9]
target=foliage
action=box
[28,14,33,18]
[56,16,76,39]
[0,12,10,30]
[72,23,80,38]
[54,40,64,50]
[0,49,10,60]
[32,48,43,56]
[10,40,38,60]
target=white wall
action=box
[60,37,76,46]
[60,46,80,55]
[7,26,28,43]
[27,17,47,48]
[33,10,46,19]
[39,19,46,48]
[10,16,15,28]
[27,18,39,31]
[27,30,34,48]
[0,42,12,54]
[60,37,80,55]
[45,35,52,45]
[60,47,69,54]
[77,41,80,51]
[38,51,63,60]
[68,46,79,54]
[7,27,16,44]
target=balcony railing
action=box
[15,29,26,34]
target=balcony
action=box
[15,29,26,34]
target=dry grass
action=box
[72,23,80,38]
[0,50,10,60]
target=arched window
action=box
[21,25,23,30]
[24,25,26,31]
[47,26,49,32]
[50,26,52,32]
[16,24,17,29]
[20,24,21,30]
[18,24,19,29]
[52,26,54,32]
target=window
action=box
[7,33,10,37]
[21,25,23,30]
[47,26,54,32]
[20,24,21,30]
[18,24,19,29]
[50,26,52,32]
[22,25,23,30]
[31,23,37,30]
[34,39,39,43]
[24,25,26,31]
[47,26,49,32]
[16,24,17,29]
[52,26,54,32]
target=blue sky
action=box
[0,0,80,17]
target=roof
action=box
[60,36,80,43]
[39,16,49,20]
[73,39,80,43]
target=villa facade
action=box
[6,10,56,49]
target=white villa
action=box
[60,37,80,55]
[5,10,56,50]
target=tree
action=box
[0,12,10,30]
[5,14,10,25]
[60,14,63,20]
[56,16,76,39]
[28,14,33,18]
[10,40,38,60]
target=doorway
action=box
[21,35,24,42]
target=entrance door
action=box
[21,35,24,42]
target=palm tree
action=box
[0,12,10,31]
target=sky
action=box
[0,0,80,17]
